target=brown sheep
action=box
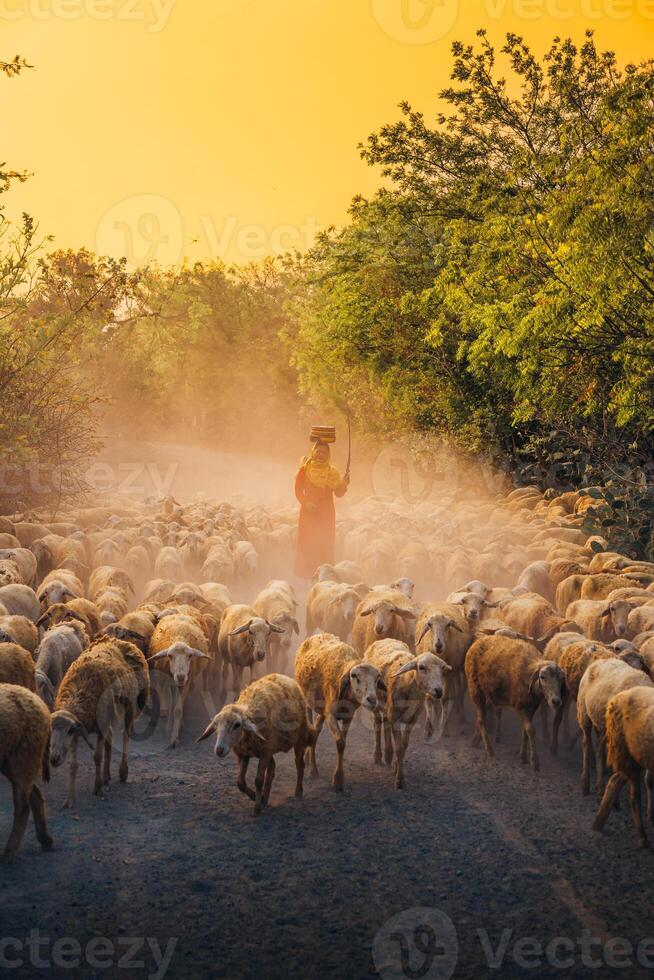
[365,639,451,789]
[253,581,300,675]
[0,684,53,862]
[36,599,101,640]
[593,687,654,848]
[0,615,38,656]
[351,590,417,656]
[0,642,36,690]
[50,638,150,806]
[555,574,588,614]
[197,674,315,816]
[581,573,641,602]
[566,598,634,644]
[147,613,211,748]
[218,604,284,696]
[294,633,385,792]
[305,581,361,643]
[415,602,472,737]
[500,592,581,640]
[578,658,653,797]
[465,635,565,771]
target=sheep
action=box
[351,590,417,656]
[465,634,565,770]
[34,622,89,708]
[103,608,158,654]
[253,581,300,675]
[0,548,36,586]
[154,546,184,583]
[0,584,41,623]
[516,561,554,604]
[414,602,470,737]
[0,684,53,861]
[89,565,134,599]
[294,633,385,791]
[0,615,38,656]
[628,605,654,639]
[555,574,588,614]
[593,687,654,848]
[0,558,23,587]
[37,569,84,609]
[147,613,211,748]
[0,643,36,690]
[197,673,314,816]
[94,586,129,629]
[142,578,176,604]
[36,599,100,640]
[578,658,653,797]
[580,573,641,602]
[50,638,150,806]
[313,560,366,585]
[499,592,581,640]
[305,582,361,643]
[218,605,284,696]
[201,542,234,582]
[200,582,233,615]
[566,598,634,644]
[389,577,415,599]
[446,589,498,626]
[365,639,451,788]
[233,540,258,585]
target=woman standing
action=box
[294,430,349,579]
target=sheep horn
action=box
[148,649,171,662]
[416,622,432,645]
[196,718,218,743]
[228,622,252,636]
[189,649,211,660]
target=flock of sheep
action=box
[1,481,654,863]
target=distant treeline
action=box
[1,33,654,516]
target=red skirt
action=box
[294,467,336,579]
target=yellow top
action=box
[301,443,342,490]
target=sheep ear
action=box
[393,605,418,620]
[337,672,351,702]
[228,622,252,636]
[189,648,211,660]
[434,655,452,671]
[416,622,431,645]
[266,621,286,634]
[74,721,94,749]
[359,607,375,617]
[148,649,171,662]
[393,659,418,677]
[62,589,76,601]
[196,718,218,743]
[600,607,612,618]
[376,676,387,694]
[483,600,498,608]
[449,620,464,633]
[528,668,542,699]
[36,612,51,628]
[242,717,260,735]
[292,619,300,636]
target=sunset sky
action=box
[3,0,654,265]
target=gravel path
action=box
[2,690,653,980]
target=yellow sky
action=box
[2,0,653,265]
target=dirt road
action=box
[2,689,653,980]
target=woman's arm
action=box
[334,473,350,498]
[294,467,306,505]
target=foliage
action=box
[582,485,654,561]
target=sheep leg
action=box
[438,699,454,739]
[93,735,105,797]
[169,684,189,749]
[580,718,593,796]
[391,724,407,790]
[103,725,112,786]
[593,772,626,832]
[646,771,654,825]
[628,775,649,849]
[306,713,323,777]
[539,703,550,749]
[327,713,348,793]
[232,665,243,700]
[1,781,30,863]
[253,755,269,816]
[63,736,78,809]
[262,757,276,806]
[29,784,53,852]
[119,712,130,783]
[494,708,502,745]
[423,698,435,741]
[551,691,567,757]
[373,710,383,766]
[236,755,255,800]
[455,672,466,722]
[474,699,494,758]
[383,718,393,766]
[594,732,606,797]
[293,743,305,798]
[520,710,539,772]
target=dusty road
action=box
[2,688,654,980]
